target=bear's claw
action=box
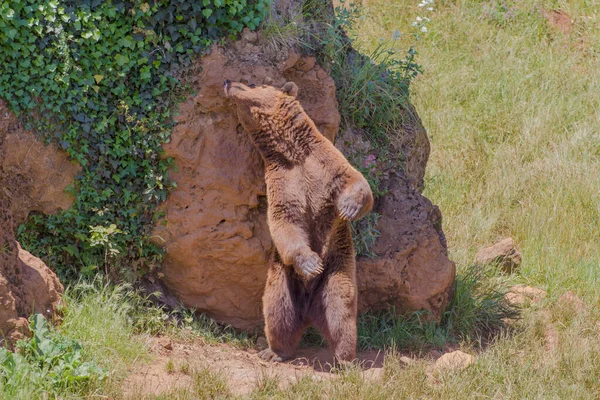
[339,202,360,221]
[338,193,363,221]
[295,251,324,280]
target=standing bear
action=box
[224,80,374,363]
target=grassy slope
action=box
[354,0,600,301]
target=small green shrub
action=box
[0,314,104,398]
[351,212,381,257]
[357,264,518,351]
[442,264,519,342]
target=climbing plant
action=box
[1,0,267,279]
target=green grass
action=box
[353,0,600,300]
[340,0,600,396]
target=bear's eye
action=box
[249,84,256,88]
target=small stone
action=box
[433,351,475,371]
[241,28,258,44]
[505,285,546,306]
[399,356,415,366]
[256,336,268,350]
[558,291,586,312]
[157,337,173,351]
[475,238,522,274]
[282,49,302,71]
[296,56,316,72]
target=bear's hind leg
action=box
[310,269,358,364]
[261,257,306,362]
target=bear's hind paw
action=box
[259,348,287,362]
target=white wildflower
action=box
[416,16,422,22]
[421,26,427,32]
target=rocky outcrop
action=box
[0,198,63,345]
[356,175,455,320]
[155,33,455,329]
[0,100,80,225]
[154,42,340,330]
[0,100,68,345]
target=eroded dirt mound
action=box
[0,199,63,345]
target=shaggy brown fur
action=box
[224,80,373,363]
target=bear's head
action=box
[223,80,299,134]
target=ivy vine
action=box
[0,0,267,279]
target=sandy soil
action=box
[123,337,387,397]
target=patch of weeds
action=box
[481,0,520,25]
[358,309,450,351]
[66,275,254,348]
[251,372,281,399]
[443,264,519,343]
[164,359,175,374]
[192,366,231,399]
[352,212,381,257]
[260,2,312,53]
[171,308,254,348]
[0,314,104,399]
[300,326,327,348]
[179,361,190,375]
[0,242,11,255]
[358,264,518,351]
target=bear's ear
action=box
[281,82,299,98]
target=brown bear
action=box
[224,80,374,363]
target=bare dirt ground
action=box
[123,337,386,397]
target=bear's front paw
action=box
[294,251,324,280]
[338,193,363,221]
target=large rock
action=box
[0,198,63,345]
[357,175,455,320]
[0,100,68,345]
[154,43,340,330]
[0,100,80,225]
[155,36,455,329]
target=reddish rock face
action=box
[356,176,456,320]
[155,41,455,330]
[0,199,63,346]
[0,100,80,225]
[0,100,71,346]
[153,45,340,330]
